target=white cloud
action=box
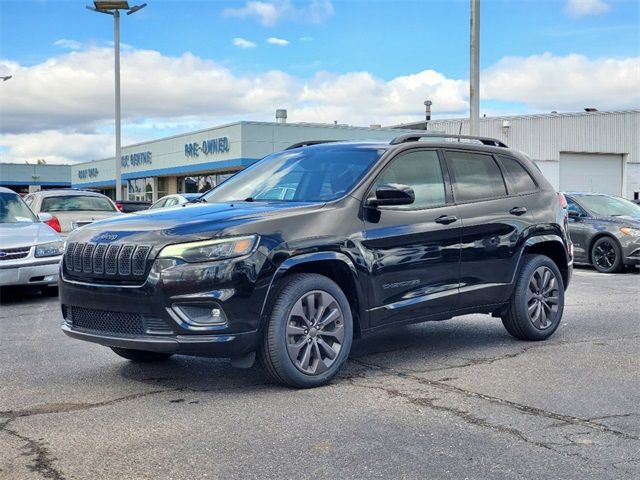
[1,47,638,164]
[565,0,610,18]
[53,39,82,51]
[266,37,290,46]
[300,36,313,42]
[482,53,640,110]
[222,0,333,27]
[233,37,257,48]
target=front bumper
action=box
[61,323,259,356]
[59,252,273,358]
[0,259,60,286]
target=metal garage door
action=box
[559,153,623,195]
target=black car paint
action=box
[60,141,573,359]
[564,193,640,267]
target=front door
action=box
[361,149,462,327]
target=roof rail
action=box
[390,132,508,148]
[285,140,340,150]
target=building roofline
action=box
[76,121,408,165]
[389,108,640,129]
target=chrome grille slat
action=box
[104,244,121,275]
[63,241,152,284]
[118,245,135,275]
[93,244,107,274]
[132,246,151,275]
[73,243,85,272]
[82,244,95,272]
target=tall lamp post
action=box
[469,0,480,136]
[86,1,146,201]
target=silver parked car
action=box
[0,187,64,287]
[149,193,201,210]
[24,189,121,236]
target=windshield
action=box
[578,195,640,217]
[42,195,116,213]
[203,145,386,203]
[0,192,37,223]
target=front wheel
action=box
[502,254,565,341]
[591,237,623,273]
[259,273,353,388]
[110,347,173,362]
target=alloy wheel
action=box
[525,266,560,330]
[286,290,345,375]
[593,240,616,271]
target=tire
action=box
[502,254,565,341]
[110,347,173,362]
[591,237,623,273]
[258,273,353,388]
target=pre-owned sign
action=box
[185,137,230,157]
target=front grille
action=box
[64,306,171,336]
[0,246,31,261]
[64,242,153,284]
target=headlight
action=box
[158,235,258,263]
[620,227,640,237]
[35,241,65,258]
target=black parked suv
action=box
[60,133,573,388]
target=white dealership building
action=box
[71,109,640,202]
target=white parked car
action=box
[24,189,122,236]
[149,193,202,210]
[0,187,64,287]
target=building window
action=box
[127,177,154,202]
[157,177,169,199]
[177,172,238,194]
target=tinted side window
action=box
[497,156,537,194]
[445,151,506,203]
[566,197,586,216]
[373,150,446,209]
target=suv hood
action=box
[67,201,321,244]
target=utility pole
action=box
[470,0,480,136]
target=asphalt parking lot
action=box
[1,267,639,480]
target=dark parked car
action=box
[115,200,151,213]
[564,192,640,273]
[59,134,572,388]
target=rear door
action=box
[444,149,535,309]
[362,149,462,327]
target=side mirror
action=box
[567,210,581,220]
[367,183,415,207]
[38,212,53,222]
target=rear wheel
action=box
[110,347,173,362]
[258,273,353,388]
[502,254,564,341]
[591,237,623,273]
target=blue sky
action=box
[0,0,639,164]
[2,0,638,78]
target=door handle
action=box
[435,215,458,225]
[509,207,527,216]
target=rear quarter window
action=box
[497,155,538,195]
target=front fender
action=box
[259,251,366,327]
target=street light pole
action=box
[87,1,146,201]
[114,9,122,201]
[470,0,480,136]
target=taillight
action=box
[558,192,568,209]
[45,215,62,233]
[115,202,124,212]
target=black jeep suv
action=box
[60,133,573,388]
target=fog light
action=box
[172,304,227,326]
